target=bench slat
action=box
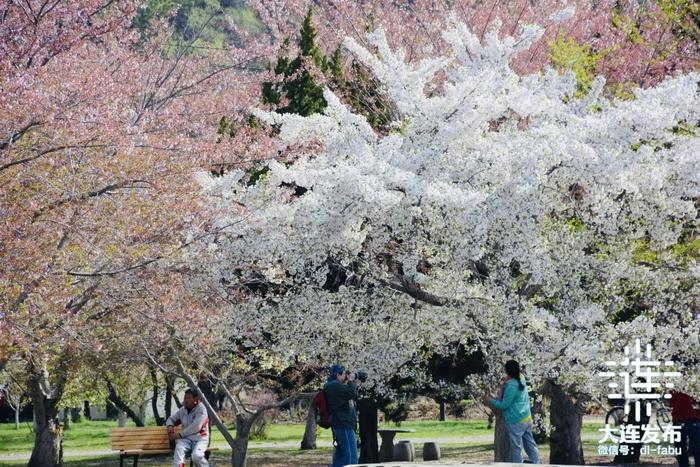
[110,425,174,433]
[122,445,171,451]
[122,449,172,455]
[112,442,169,448]
[111,434,170,440]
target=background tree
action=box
[262,9,328,116]
[0,1,266,464]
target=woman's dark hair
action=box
[505,360,525,391]
[184,388,198,398]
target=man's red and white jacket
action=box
[166,402,209,442]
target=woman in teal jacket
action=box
[485,360,540,464]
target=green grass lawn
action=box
[0,418,678,466]
[0,419,496,453]
[0,418,608,454]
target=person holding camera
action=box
[324,364,365,467]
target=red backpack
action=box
[312,390,331,429]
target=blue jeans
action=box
[675,420,700,467]
[332,427,358,467]
[506,421,539,464]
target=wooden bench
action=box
[110,426,217,467]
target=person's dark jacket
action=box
[323,379,358,429]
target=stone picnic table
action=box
[377,428,416,462]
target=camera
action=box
[354,370,368,382]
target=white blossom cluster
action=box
[193,19,700,398]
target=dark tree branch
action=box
[31,178,149,222]
[382,273,450,306]
[0,142,112,173]
[105,379,144,426]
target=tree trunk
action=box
[106,379,144,426]
[165,375,181,409]
[232,436,250,467]
[494,408,511,462]
[137,401,147,426]
[300,394,317,450]
[28,370,64,467]
[543,380,586,465]
[150,369,164,425]
[439,399,446,421]
[62,408,70,431]
[83,400,91,420]
[358,398,379,463]
[232,414,256,467]
[14,401,21,430]
[164,377,173,419]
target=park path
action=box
[0,433,602,461]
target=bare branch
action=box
[31,178,149,222]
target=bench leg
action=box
[120,453,125,467]
[132,454,139,467]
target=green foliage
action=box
[632,239,658,264]
[261,9,397,130]
[381,402,410,425]
[339,61,398,133]
[133,0,176,31]
[549,35,607,97]
[217,116,237,141]
[298,10,324,67]
[247,165,270,186]
[659,0,700,43]
[609,279,646,324]
[671,237,700,259]
[247,114,261,128]
[262,9,327,116]
[134,0,265,53]
[249,417,269,440]
[631,120,695,151]
[329,46,343,84]
[225,5,266,35]
[669,120,697,136]
[611,9,645,45]
[610,82,638,101]
[630,138,673,152]
[566,216,585,232]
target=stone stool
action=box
[393,441,413,461]
[423,441,441,461]
[396,440,415,461]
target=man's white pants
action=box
[173,438,210,467]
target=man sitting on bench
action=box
[167,389,210,467]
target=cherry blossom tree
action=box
[2,2,698,466]
[0,1,269,464]
[196,13,699,463]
